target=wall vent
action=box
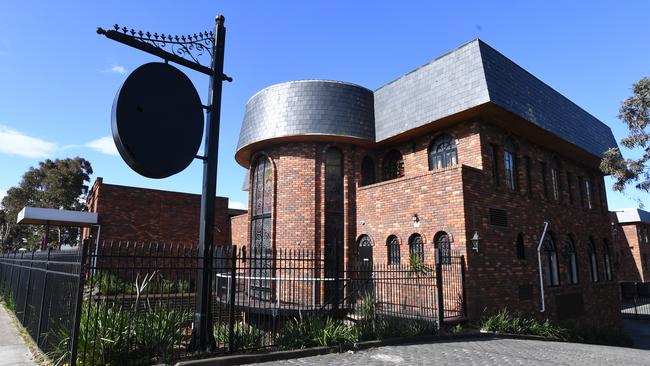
[489,208,508,227]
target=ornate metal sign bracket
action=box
[97,23,231,81]
[97,15,231,353]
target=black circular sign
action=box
[112,62,204,179]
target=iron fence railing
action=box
[0,241,466,365]
[621,282,650,319]
[0,248,84,364]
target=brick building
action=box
[83,177,244,245]
[230,39,623,330]
[613,208,650,282]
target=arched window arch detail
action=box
[543,233,560,286]
[408,233,424,263]
[603,238,613,281]
[325,148,344,299]
[434,231,451,265]
[383,150,404,180]
[428,134,457,171]
[516,233,525,260]
[250,155,273,299]
[588,237,599,282]
[564,235,579,284]
[387,235,400,265]
[361,156,376,186]
[503,138,518,192]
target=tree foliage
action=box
[0,157,93,251]
[601,77,650,192]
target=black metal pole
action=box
[190,14,226,352]
[435,247,444,330]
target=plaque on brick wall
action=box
[112,62,204,179]
[556,292,584,320]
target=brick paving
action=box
[245,338,650,366]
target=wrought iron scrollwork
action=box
[99,24,215,69]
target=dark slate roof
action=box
[374,40,490,141]
[237,39,616,164]
[237,80,375,152]
[374,39,617,157]
[478,41,616,158]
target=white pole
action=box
[536,221,549,313]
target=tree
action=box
[0,157,93,251]
[601,77,650,193]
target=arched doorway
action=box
[356,235,374,300]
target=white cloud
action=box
[0,125,57,158]
[109,65,127,75]
[86,136,119,156]
[229,201,247,210]
[0,188,6,203]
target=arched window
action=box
[434,231,451,265]
[551,158,561,201]
[428,134,457,171]
[387,235,400,265]
[543,233,560,286]
[383,150,404,180]
[250,155,273,299]
[516,233,525,260]
[408,233,424,263]
[585,177,594,209]
[603,239,613,281]
[503,138,518,192]
[588,237,599,282]
[361,156,376,186]
[564,235,579,284]
[325,148,344,294]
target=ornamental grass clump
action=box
[480,308,568,340]
[275,314,357,350]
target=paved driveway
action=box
[245,338,650,366]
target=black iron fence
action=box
[621,282,650,319]
[0,249,84,364]
[0,242,465,365]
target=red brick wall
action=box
[231,213,249,246]
[618,223,650,282]
[237,119,622,330]
[461,122,620,329]
[85,179,231,246]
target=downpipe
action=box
[536,221,549,313]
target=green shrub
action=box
[276,314,357,350]
[354,292,437,341]
[480,309,568,340]
[48,301,189,366]
[214,321,266,350]
[0,290,16,312]
[89,271,190,296]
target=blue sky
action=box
[0,1,649,210]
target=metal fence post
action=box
[20,251,35,324]
[35,248,52,346]
[70,241,89,366]
[460,255,467,318]
[8,252,16,299]
[435,247,444,329]
[15,252,24,317]
[228,246,237,352]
